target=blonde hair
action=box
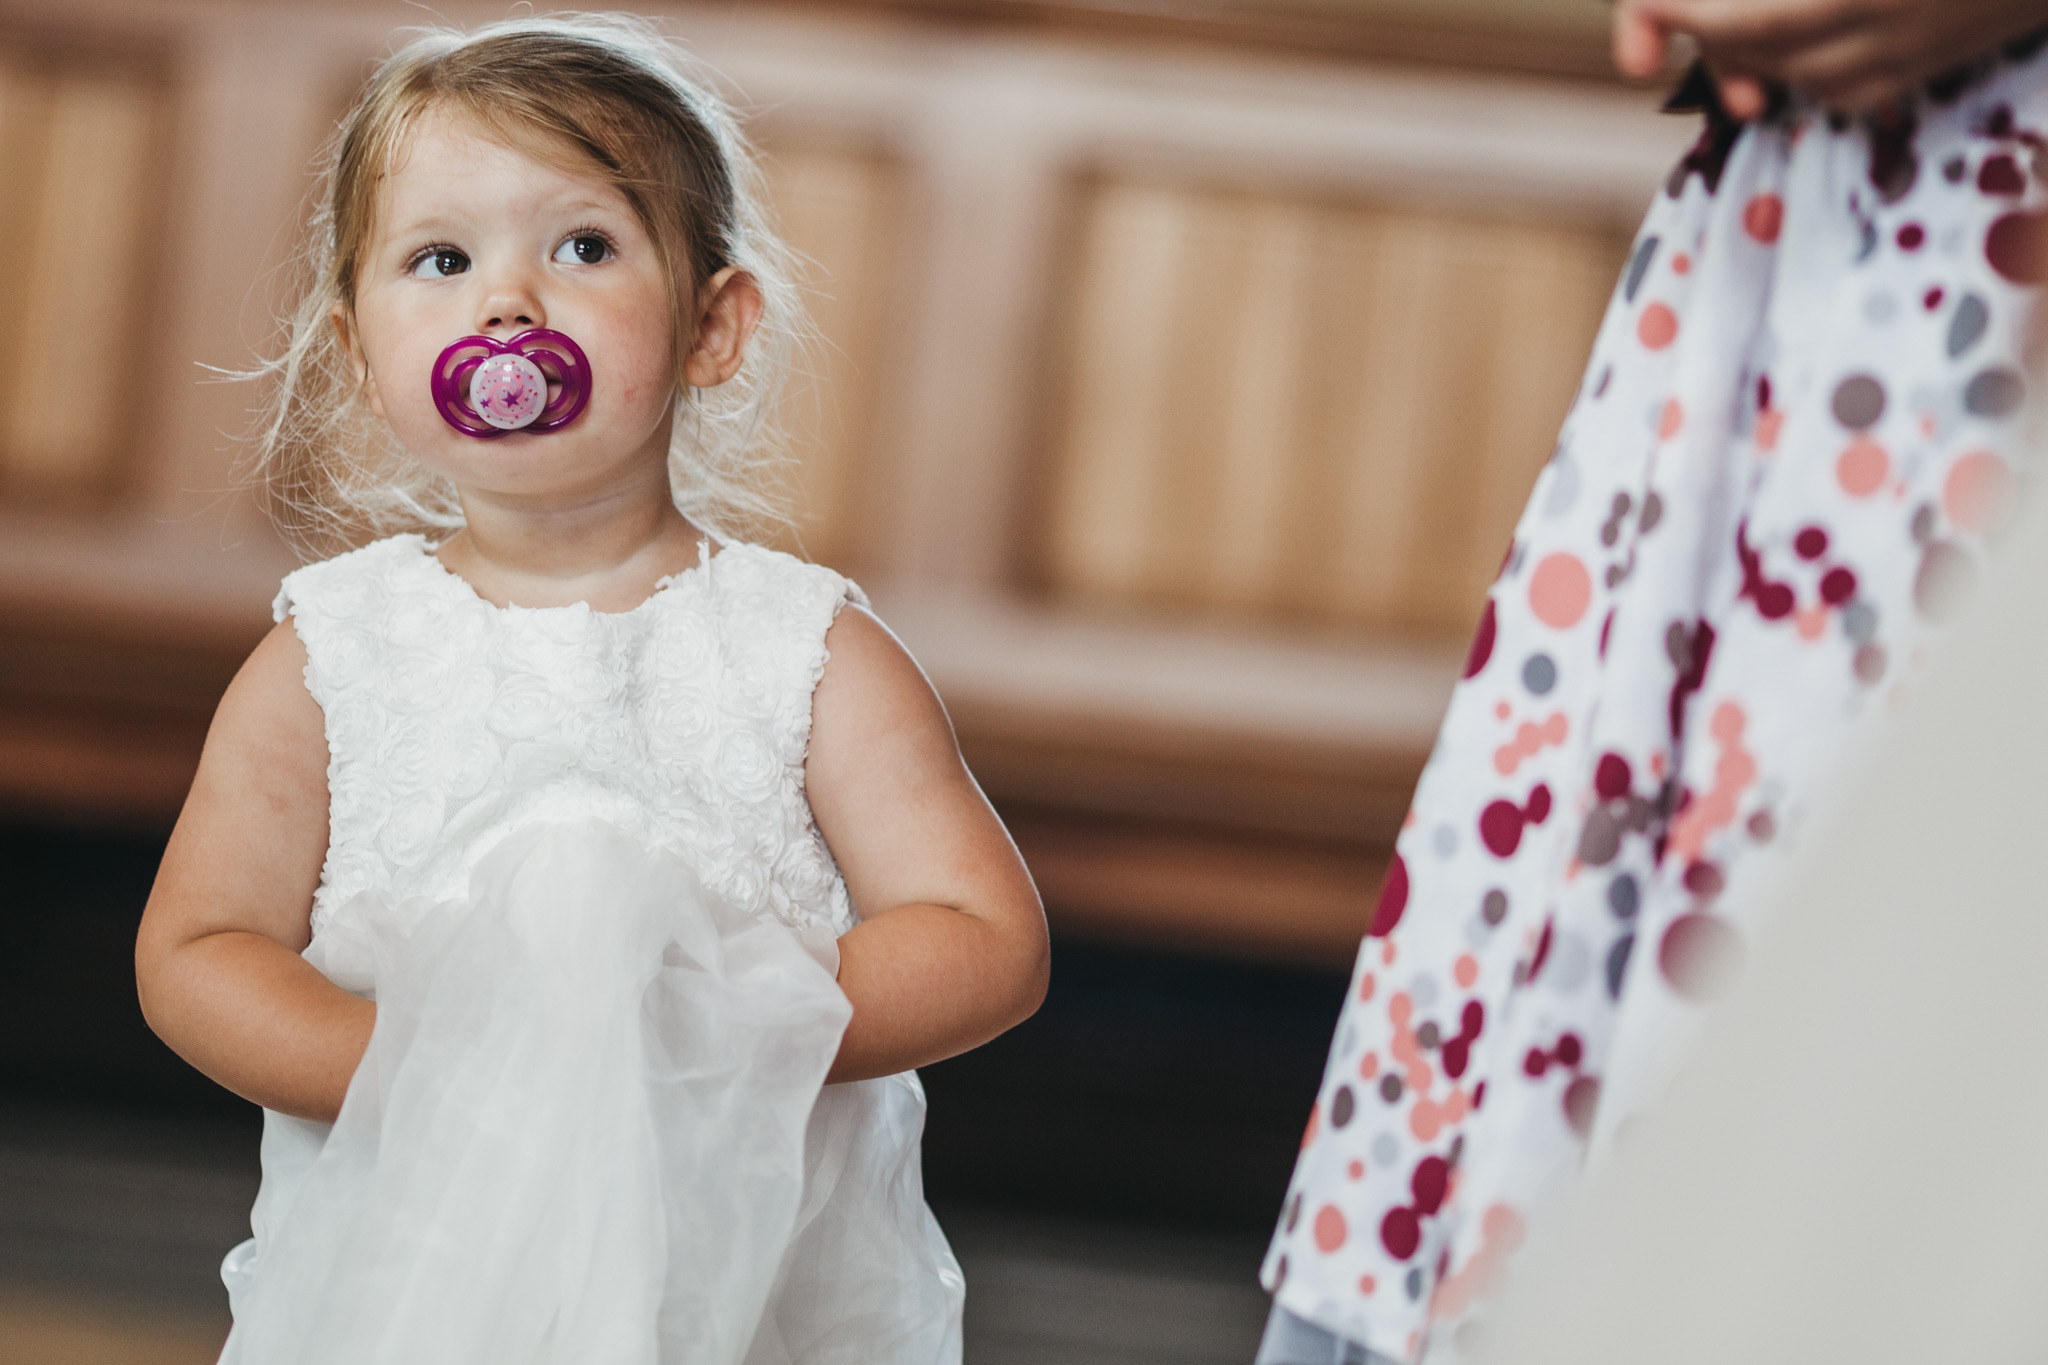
[248,12,800,552]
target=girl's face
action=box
[339,109,689,509]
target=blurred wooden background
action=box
[0,0,1690,965]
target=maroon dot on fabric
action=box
[1757,582,1796,619]
[1461,999,1485,1039]
[1473,1081,1487,1109]
[1464,598,1498,680]
[1371,854,1409,938]
[1794,526,1829,559]
[1594,752,1633,799]
[1980,153,2027,196]
[1442,1037,1470,1079]
[1831,374,1887,430]
[1683,860,1726,896]
[1924,286,1945,310]
[1411,1156,1450,1215]
[1659,912,1745,1002]
[1525,783,1553,824]
[1479,801,1526,858]
[1820,566,1858,605]
[1555,1033,1583,1067]
[1530,916,1555,980]
[1896,222,1926,249]
[1987,211,2048,284]
[1524,1047,1549,1078]
[1381,1207,1422,1260]
[1562,1076,1603,1138]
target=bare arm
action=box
[135,621,372,1123]
[804,606,1049,1083]
[1618,0,2048,117]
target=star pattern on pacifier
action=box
[430,328,592,438]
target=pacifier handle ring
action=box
[429,328,593,439]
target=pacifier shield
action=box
[430,328,592,439]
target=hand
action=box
[1615,0,2048,118]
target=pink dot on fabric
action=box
[1837,438,1890,497]
[1314,1204,1349,1253]
[1945,451,2016,534]
[1658,397,1685,440]
[1370,854,1409,937]
[1637,302,1679,350]
[1672,253,1692,274]
[1742,193,1783,243]
[1659,912,1745,1002]
[1349,1160,1365,1180]
[1359,973,1376,1003]
[1409,1099,1443,1142]
[1529,553,1592,629]
[1359,1275,1377,1295]
[1381,1207,1421,1260]
[1454,954,1479,988]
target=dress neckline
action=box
[405,532,721,619]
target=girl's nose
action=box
[476,284,545,336]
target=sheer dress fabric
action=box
[1265,47,2048,1363]
[217,535,964,1365]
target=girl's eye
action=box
[554,234,611,266]
[411,248,469,279]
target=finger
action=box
[1714,68,1775,119]
[1613,2,1671,78]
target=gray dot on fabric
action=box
[1338,1024,1357,1057]
[1965,366,2026,419]
[1433,824,1458,858]
[1863,290,1899,324]
[1379,1074,1404,1103]
[1522,653,1557,695]
[1947,293,1990,358]
[1407,1268,1425,1301]
[1481,889,1508,926]
[1410,975,1439,1009]
[1832,374,1887,430]
[1607,873,1640,919]
[1639,491,1664,534]
[1622,233,1660,303]
[1605,933,1636,1000]
[1372,1132,1399,1165]
[1415,1022,1441,1049]
[1843,600,1879,644]
[1544,454,1581,517]
[1577,807,1624,866]
[1911,502,1938,544]
[1332,1085,1356,1128]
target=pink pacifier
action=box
[430,329,592,438]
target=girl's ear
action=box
[330,303,387,420]
[682,266,765,389]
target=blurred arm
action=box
[1616,0,2048,118]
[134,622,372,1123]
[805,605,1050,1083]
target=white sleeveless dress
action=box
[216,534,964,1365]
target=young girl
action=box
[132,16,1047,1363]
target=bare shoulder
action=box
[214,620,328,773]
[811,603,951,746]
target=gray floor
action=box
[0,1100,1270,1363]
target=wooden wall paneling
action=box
[758,142,908,574]
[0,44,167,500]
[1036,179,1627,638]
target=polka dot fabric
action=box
[1264,51,2047,1363]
